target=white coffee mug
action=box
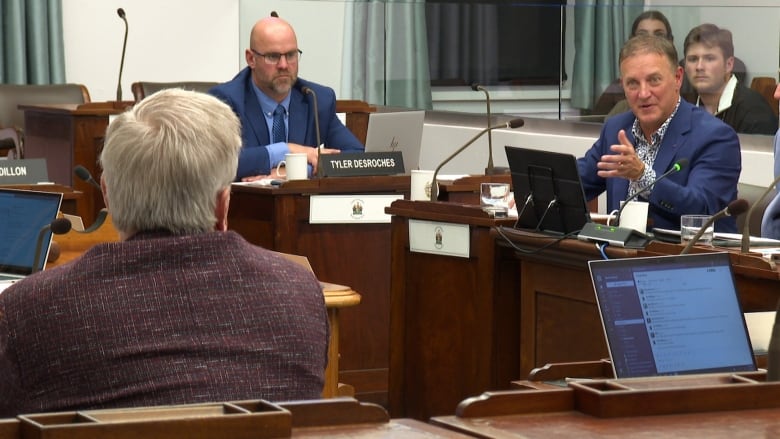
[410,170,436,201]
[618,200,649,233]
[276,153,308,181]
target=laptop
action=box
[588,252,756,379]
[505,146,591,235]
[0,188,63,290]
[364,110,425,172]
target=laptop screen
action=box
[588,252,756,378]
[0,188,63,275]
[364,111,425,172]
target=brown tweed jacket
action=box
[0,231,329,416]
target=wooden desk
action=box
[385,200,517,420]
[47,215,357,398]
[431,368,780,438]
[0,397,470,439]
[228,176,409,404]
[20,102,131,226]
[496,228,780,377]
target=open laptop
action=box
[0,188,63,290]
[588,252,756,379]
[364,110,425,172]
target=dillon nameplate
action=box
[321,151,404,177]
[0,159,49,185]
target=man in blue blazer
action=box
[578,35,741,233]
[210,16,364,181]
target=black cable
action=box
[494,225,581,255]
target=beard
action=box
[270,73,296,95]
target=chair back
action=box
[750,77,779,118]
[737,182,777,237]
[131,81,219,102]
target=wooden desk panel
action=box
[228,177,410,405]
[386,200,518,420]
[21,103,130,226]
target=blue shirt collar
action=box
[251,81,291,116]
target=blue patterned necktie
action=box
[272,104,286,143]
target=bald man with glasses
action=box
[210,16,364,181]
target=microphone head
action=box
[508,118,525,129]
[471,83,482,92]
[726,198,749,216]
[673,158,689,171]
[117,8,126,19]
[74,165,92,182]
[51,218,73,235]
[301,86,313,95]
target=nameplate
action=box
[309,194,404,224]
[0,159,49,184]
[321,152,404,177]
[409,219,470,258]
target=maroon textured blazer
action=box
[0,231,329,416]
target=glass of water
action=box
[680,214,714,246]
[480,183,510,218]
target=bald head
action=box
[245,17,300,102]
[250,17,297,50]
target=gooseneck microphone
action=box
[74,165,101,190]
[429,118,525,201]
[612,158,689,226]
[116,8,129,102]
[301,86,322,177]
[32,218,72,273]
[681,198,749,254]
[471,83,494,174]
[741,173,780,253]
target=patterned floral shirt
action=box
[628,97,681,199]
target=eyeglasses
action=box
[250,48,302,65]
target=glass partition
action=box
[239,1,779,136]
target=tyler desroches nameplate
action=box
[320,152,404,177]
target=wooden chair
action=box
[750,76,779,118]
[0,84,90,159]
[131,81,219,102]
[335,100,376,145]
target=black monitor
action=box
[505,146,591,235]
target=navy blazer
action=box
[578,99,741,232]
[209,68,364,179]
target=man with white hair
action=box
[0,89,329,416]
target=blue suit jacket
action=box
[209,68,364,179]
[578,99,741,232]
[761,131,780,239]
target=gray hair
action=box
[620,34,679,73]
[100,89,241,235]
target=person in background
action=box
[0,89,329,417]
[596,10,674,119]
[683,23,778,135]
[760,84,780,239]
[210,15,364,181]
[578,35,741,233]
